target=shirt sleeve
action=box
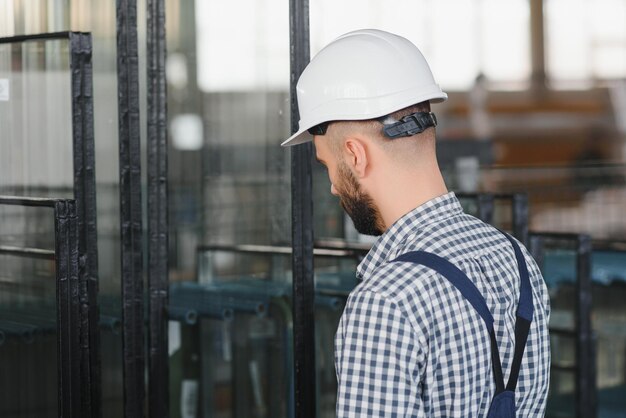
[335,289,424,418]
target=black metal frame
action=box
[68,32,101,417]
[0,196,86,417]
[529,232,596,418]
[0,31,100,417]
[289,1,315,417]
[511,194,529,246]
[116,1,146,417]
[146,0,169,416]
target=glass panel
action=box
[543,247,577,418]
[546,369,576,418]
[0,206,58,417]
[167,0,292,416]
[0,39,72,199]
[313,161,346,241]
[0,35,72,418]
[0,205,55,250]
[592,250,626,415]
[195,249,358,418]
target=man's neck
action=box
[375,167,449,232]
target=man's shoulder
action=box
[358,258,441,301]
[402,212,505,255]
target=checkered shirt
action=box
[335,192,551,417]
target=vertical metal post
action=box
[512,193,529,247]
[528,234,544,269]
[147,0,169,415]
[116,1,146,416]
[575,234,596,418]
[68,201,82,417]
[55,200,82,417]
[69,31,100,417]
[56,200,73,417]
[530,0,546,90]
[476,193,494,224]
[289,0,315,417]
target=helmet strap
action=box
[379,111,438,139]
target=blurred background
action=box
[0,0,625,417]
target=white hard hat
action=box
[281,29,447,147]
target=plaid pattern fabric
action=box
[335,192,551,417]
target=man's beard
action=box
[337,162,384,236]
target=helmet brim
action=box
[281,129,313,147]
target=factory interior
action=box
[1,0,626,417]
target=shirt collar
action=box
[356,192,463,281]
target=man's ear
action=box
[343,136,369,178]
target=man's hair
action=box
[384,100,431,121]
[327,101,436,162]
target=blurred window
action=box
[546,0,626,88]
[310,0,531,91]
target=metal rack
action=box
[529,232,596,418]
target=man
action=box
[282,29,550,417]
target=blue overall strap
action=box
[501,233,533,391]
[392,233,534,395]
